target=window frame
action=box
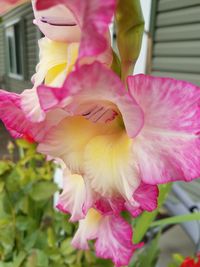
[4,18,26,80]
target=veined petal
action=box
[84,132,140,202]
[0,90,66,142]
[37,62,143,206]
[128,75,200,184]
[0,90,28,139]
[21,39,79,122]
[125,182,159,217]
[72,209,141,267]
[56,169,92,221]
[64,62,144,138]
[72,209,101,249]
[95,215,140,267]
[95,196,125,215]
[37,116,110,172]
[21,88,45,122]
[36,38,79,87]
[35,0,116,60]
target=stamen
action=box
[82,106,97,116]
[94,109,110,123]
[81,104,118,124]
[87,106,104,120]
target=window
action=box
[5,19,25,79]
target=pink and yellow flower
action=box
[1,1,200,266]
[0,61,200,265]
[71,208,143,267]
[21,0,114,123]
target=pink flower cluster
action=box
[0,0,200,266]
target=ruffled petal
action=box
[0,90,66,142]
[95,215,140,267]
[128,74,200,184]
[95,196,125,215]
[37,62,143,205]
[125,182,159,217]
[65,62,144,138]
[72,209,141,267]
[21,39,79,123]
[35,0,116,60]
[37,116,109,172]
[56,169,92,221]
[38,62,144,138]
[0,90,35,139]
[71,209,101,249]
[36,38,78,87]
[32,3,81,43]
[21,88,46,122]
[84,132,140,203]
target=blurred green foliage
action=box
[0,139,113,267]
[167,254,185,267]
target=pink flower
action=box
[71,208,143,267]
[1,61,200,212]
[34,0,116,62]
[0,62,200,266]
[35,62,200,202]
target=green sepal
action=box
[111,50,121,77]
[115,0,144,81]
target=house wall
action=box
[134,0,152,74]
[150,0,200,86]
[0,3,38,92]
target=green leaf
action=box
[24,231,39,252]
[60,238,76,256]
[6,169,21,192]
[172,254,185,265]
[29,181,58,201]
[0,217,13,229]
[131,232,160,267]
[13,251,27,267]
[133,210,157,244]
[0,181,5,192]
[16,216,36,231]
[151,212,200,227]
[115,0,144,80]
[25,251,37,267]
[47,227,56,247]
[16,139,36,150]
[35,250,49,267]
[0,226,15,254]
[167,254,185,267]
[133,183,172,243]
[0,263,13,267]
[0,161,11,176]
